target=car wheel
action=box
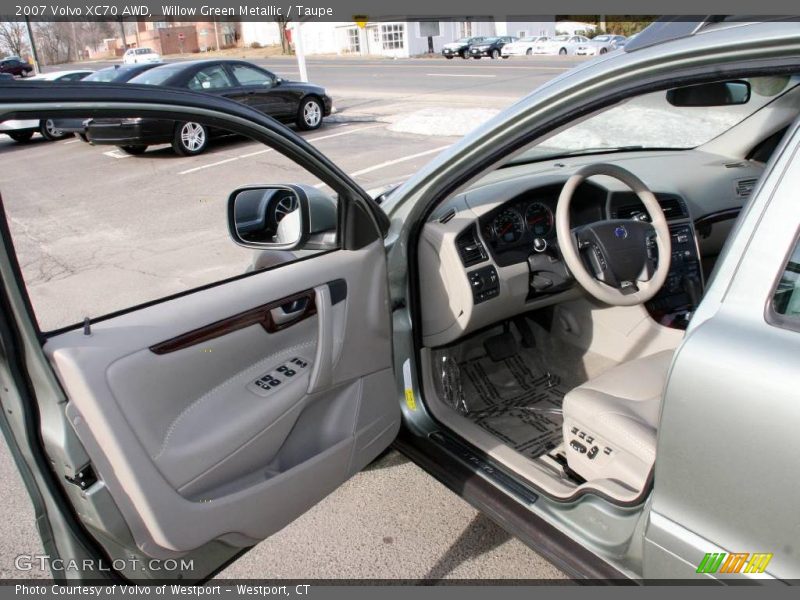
[296,97,323,131]
[118,145,148,155]
[472,55,481,59]
[172,121,209,156]
[559,48,568,55]
[445,55,453,60]
[461,51,469,59]
[491,49,500,59]
[40,119,70,141]
[600,48,608,54]
[526,48,533,56]
[502,55,510,59]
[9,131,34,143]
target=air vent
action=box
[725,161,749,169]
[438,207,456,224]
[735,178,758,198]
[456,226,488,267]
[613,195,688,221]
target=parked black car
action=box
[51,63,164,139]
[441,37,486,59]
[469,36,518,59]
[0,56,33,77]
[86,59,333,156]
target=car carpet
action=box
[435,322,616,461]
[456,346,569,460]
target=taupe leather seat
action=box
[562,350,674,492]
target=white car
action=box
[576,34,628,56]
[534,35,590,55]
[28,69,94,82]
[500,36,551,57]
[122,47,162,65]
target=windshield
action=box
[509,77,798,164]
[593,35,611,42]
[483,38,499,43]
[128,66,180,86]
[454,38,469,43]
[551,35,569,42]
[85,67,123,82]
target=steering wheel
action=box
[555,163,671,307]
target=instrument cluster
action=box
[482,198,556,252]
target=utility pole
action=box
[23,16,40,74]
[294,22,307,82]
[118,18,127,50]
[213,18,220,51]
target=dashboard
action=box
[479,182,605,267]
[418,149,766,347]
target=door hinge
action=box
[65,463,98,490]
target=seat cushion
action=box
[562,350,673,492]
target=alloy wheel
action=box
[303,100,322,128]
[180,122,206,152]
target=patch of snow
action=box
[388,108,500,137]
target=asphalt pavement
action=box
[0,54,578,581]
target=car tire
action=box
[9,131,34,143]
[559,48,568,55]
[526,48,533,56]
[118,145,148,155]
[461,51,469,59]
[296,96,324,131]
[472,55,481,59]
[77,133,88,142]
[600,48,608,54]
[491,49,500,59]
[172,121,209,156]
[502,55,510,59]
[40,119,70,141]
[445,55,453,60]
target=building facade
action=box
[241,19,556,58]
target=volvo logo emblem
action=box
[614,225,628,239]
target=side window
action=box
[772,238,800,321]
[188,65,234,91]
[3,108,339,332]
[231,64,273,87]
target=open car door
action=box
[0,84,400,581]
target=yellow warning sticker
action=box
[405,389,417,411]
[402,359,417,411]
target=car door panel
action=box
[45,239,399,556]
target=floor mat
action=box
[457,348,569,460]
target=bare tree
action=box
[0,20,29,58]
[273,16,292,54]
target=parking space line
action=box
[103,149,132,159]
[178,156,240,175]
[63,139,81,144]
[178,124,385,175]
[349,146,450,177]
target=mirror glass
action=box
[232,187,302,246]
[666,81,751,107]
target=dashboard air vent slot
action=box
[735,178,758,198]
[612,195,688,221]
[438,208,456,224]
[456,226,488,267]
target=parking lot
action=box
[0,55,581,580]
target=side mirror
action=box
[273,76,282,86]
[666,80,751,107]
[227,184,337,251]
